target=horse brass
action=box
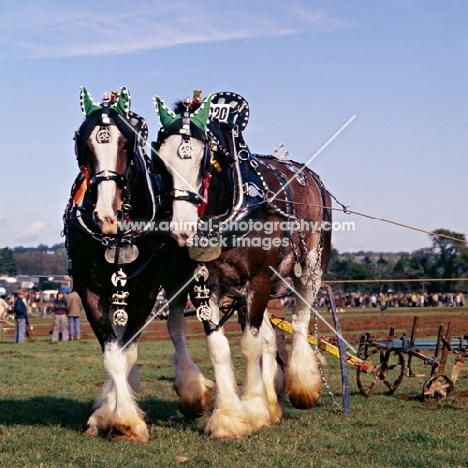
[105,244,139,264]
[189,246,221,262]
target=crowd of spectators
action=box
[319,291,465,310]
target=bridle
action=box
[152,112,213,214]
[75,97,133,190]
[69,99,160,243]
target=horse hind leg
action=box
[261,310,283,424]
[285,250,322,409]
[167,302,215,419]
[171,351,215,419]
[85,341,148,443]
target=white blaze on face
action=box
[157,135,205,246]
[90,125,123,235]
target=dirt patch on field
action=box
[18,307,468,345]
[336,309,468,343]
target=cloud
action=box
[19,221,47,241]
[293,8,353,32]
[0,2,349,58]
[38,95,59,106]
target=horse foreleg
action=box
[286,251,322,409]
[167,302,214,419]
[239,322,271,430]
[261,311,283,424]
[204,302,252,439]
[86,341,148,442]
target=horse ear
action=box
[153,95,178,129]
[80,87,101,116]
[190,94,212,132]
[113,86,131,117]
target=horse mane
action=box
[173,100,202,114]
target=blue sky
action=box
[0,0,466,253]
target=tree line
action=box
[0,244,69,276]
[324,229,468,293]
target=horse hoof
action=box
[180,392,213,419]
[84,425,99,437]
[288,389,321,409]
[108,423,148,443]
[204,409,253,439]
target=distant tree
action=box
[324,251,376,292]
[14,247,68,275]
[430,228,468,290]
[0,247,17,276]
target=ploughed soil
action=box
[9,306,468,346]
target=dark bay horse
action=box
[152,92,332,438]
[64,87,213,442]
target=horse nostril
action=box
[116,210,123,221]
[93,210,100,221]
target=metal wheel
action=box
[357,346,405,397]
[422,374,454,401]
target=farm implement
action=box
[270,313,467,402]
[355,316,468,400]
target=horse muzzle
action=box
[93,209,123,235]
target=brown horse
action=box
[152,92,332,438]
[65,87,213,442]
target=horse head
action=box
[74,87,148,235]
[152,94,212,246]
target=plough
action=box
[272,313,467,401]
[355,316,468,400]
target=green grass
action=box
[0,325,468,467]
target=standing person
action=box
[13,290,28,343]
[67,290,83,340]
[0,295,9,338]
[379,291,387,315]
[50,291,69,343]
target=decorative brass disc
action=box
[188,246,221,262]
[105,244,139,264]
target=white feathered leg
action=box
[240,322,271,429]
[85,342,148,442]
[261,311,283,424]
[167,303,215,418]
[204,301,252,439]
[286,249,322,409]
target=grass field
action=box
[0,309,468,467]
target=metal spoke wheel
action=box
[357,346,405,397]
[422,374,454,401]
